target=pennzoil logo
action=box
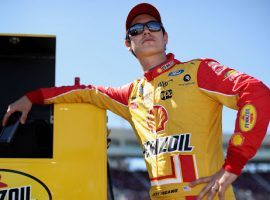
[0,169,52,200]
[239,104,257,132]
[143,133,193,158]
[0,185,31,200]
[147,105,168,134]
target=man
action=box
[2,3,269,200]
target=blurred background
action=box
[0,0,269,199]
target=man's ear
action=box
[125,39,132,51]
[164,32,168,45]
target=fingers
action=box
[20,110,29,124]
[207,182,220,200]
[218,187,225,200]
[192,170,238,200]
[189,176,216,200]
[2,96,32,126]
[197,181,222,200]
[2,107,13,126]
[189,176,212,187]
[196,181,215,200]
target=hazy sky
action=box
[0,0,269,133]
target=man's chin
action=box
[136,49,164,57]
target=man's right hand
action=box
[2,96,32,126]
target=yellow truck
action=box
[0,34,107,199]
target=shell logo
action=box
[231,133,245,146]
[0,169,52,200]
[239,104,257,132]
[147,105,168,133]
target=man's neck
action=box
[139,53,167,71]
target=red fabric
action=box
[26,83,133,106]
[198,59,270,175]
[180,155,196,182]
[185,196,197,200]
[97,83,133,106]
[144,53,180,81]
[126,3,162,31]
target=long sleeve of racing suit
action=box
[197,59,270,175]
[26,83,133,122]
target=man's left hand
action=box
[189,169,238,200]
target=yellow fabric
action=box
[43,60,236,199]
[128,60,235,199]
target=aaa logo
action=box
[147,105,168,133]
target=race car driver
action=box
[2,3,270,200]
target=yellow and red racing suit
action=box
[26,53,270,200]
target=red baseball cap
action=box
[126,3,162,31]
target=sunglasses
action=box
[127,21,163,37]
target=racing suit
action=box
[26,53,270,200]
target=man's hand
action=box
[2,96,32,126]
[189,169,238,200]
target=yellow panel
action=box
[0,104,107,199]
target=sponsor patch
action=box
[152,188,178,197]
[158,79,173,87]
[183,185,191,192]
[179,82,195,87]
[231,133,245,146]
[239,104,257,132]
[224,70,242,81]
[179,75,195,86]
[160,61,175,71]
[183,74,191,82]
[147,105,168,134]
[139,84,144,97]
[130,102,138,109]
[208,61,227,75]
[168,69,184,77]
[143,133,193,158]
[143,91,153,106]
[160,89,173,100]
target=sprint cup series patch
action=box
[0,169,52,200]
[239,104,257,132]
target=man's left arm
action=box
[190,59,270,199]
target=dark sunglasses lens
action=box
[129,24,144,36]
[147,21,162,32]
[128,21,162,37]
